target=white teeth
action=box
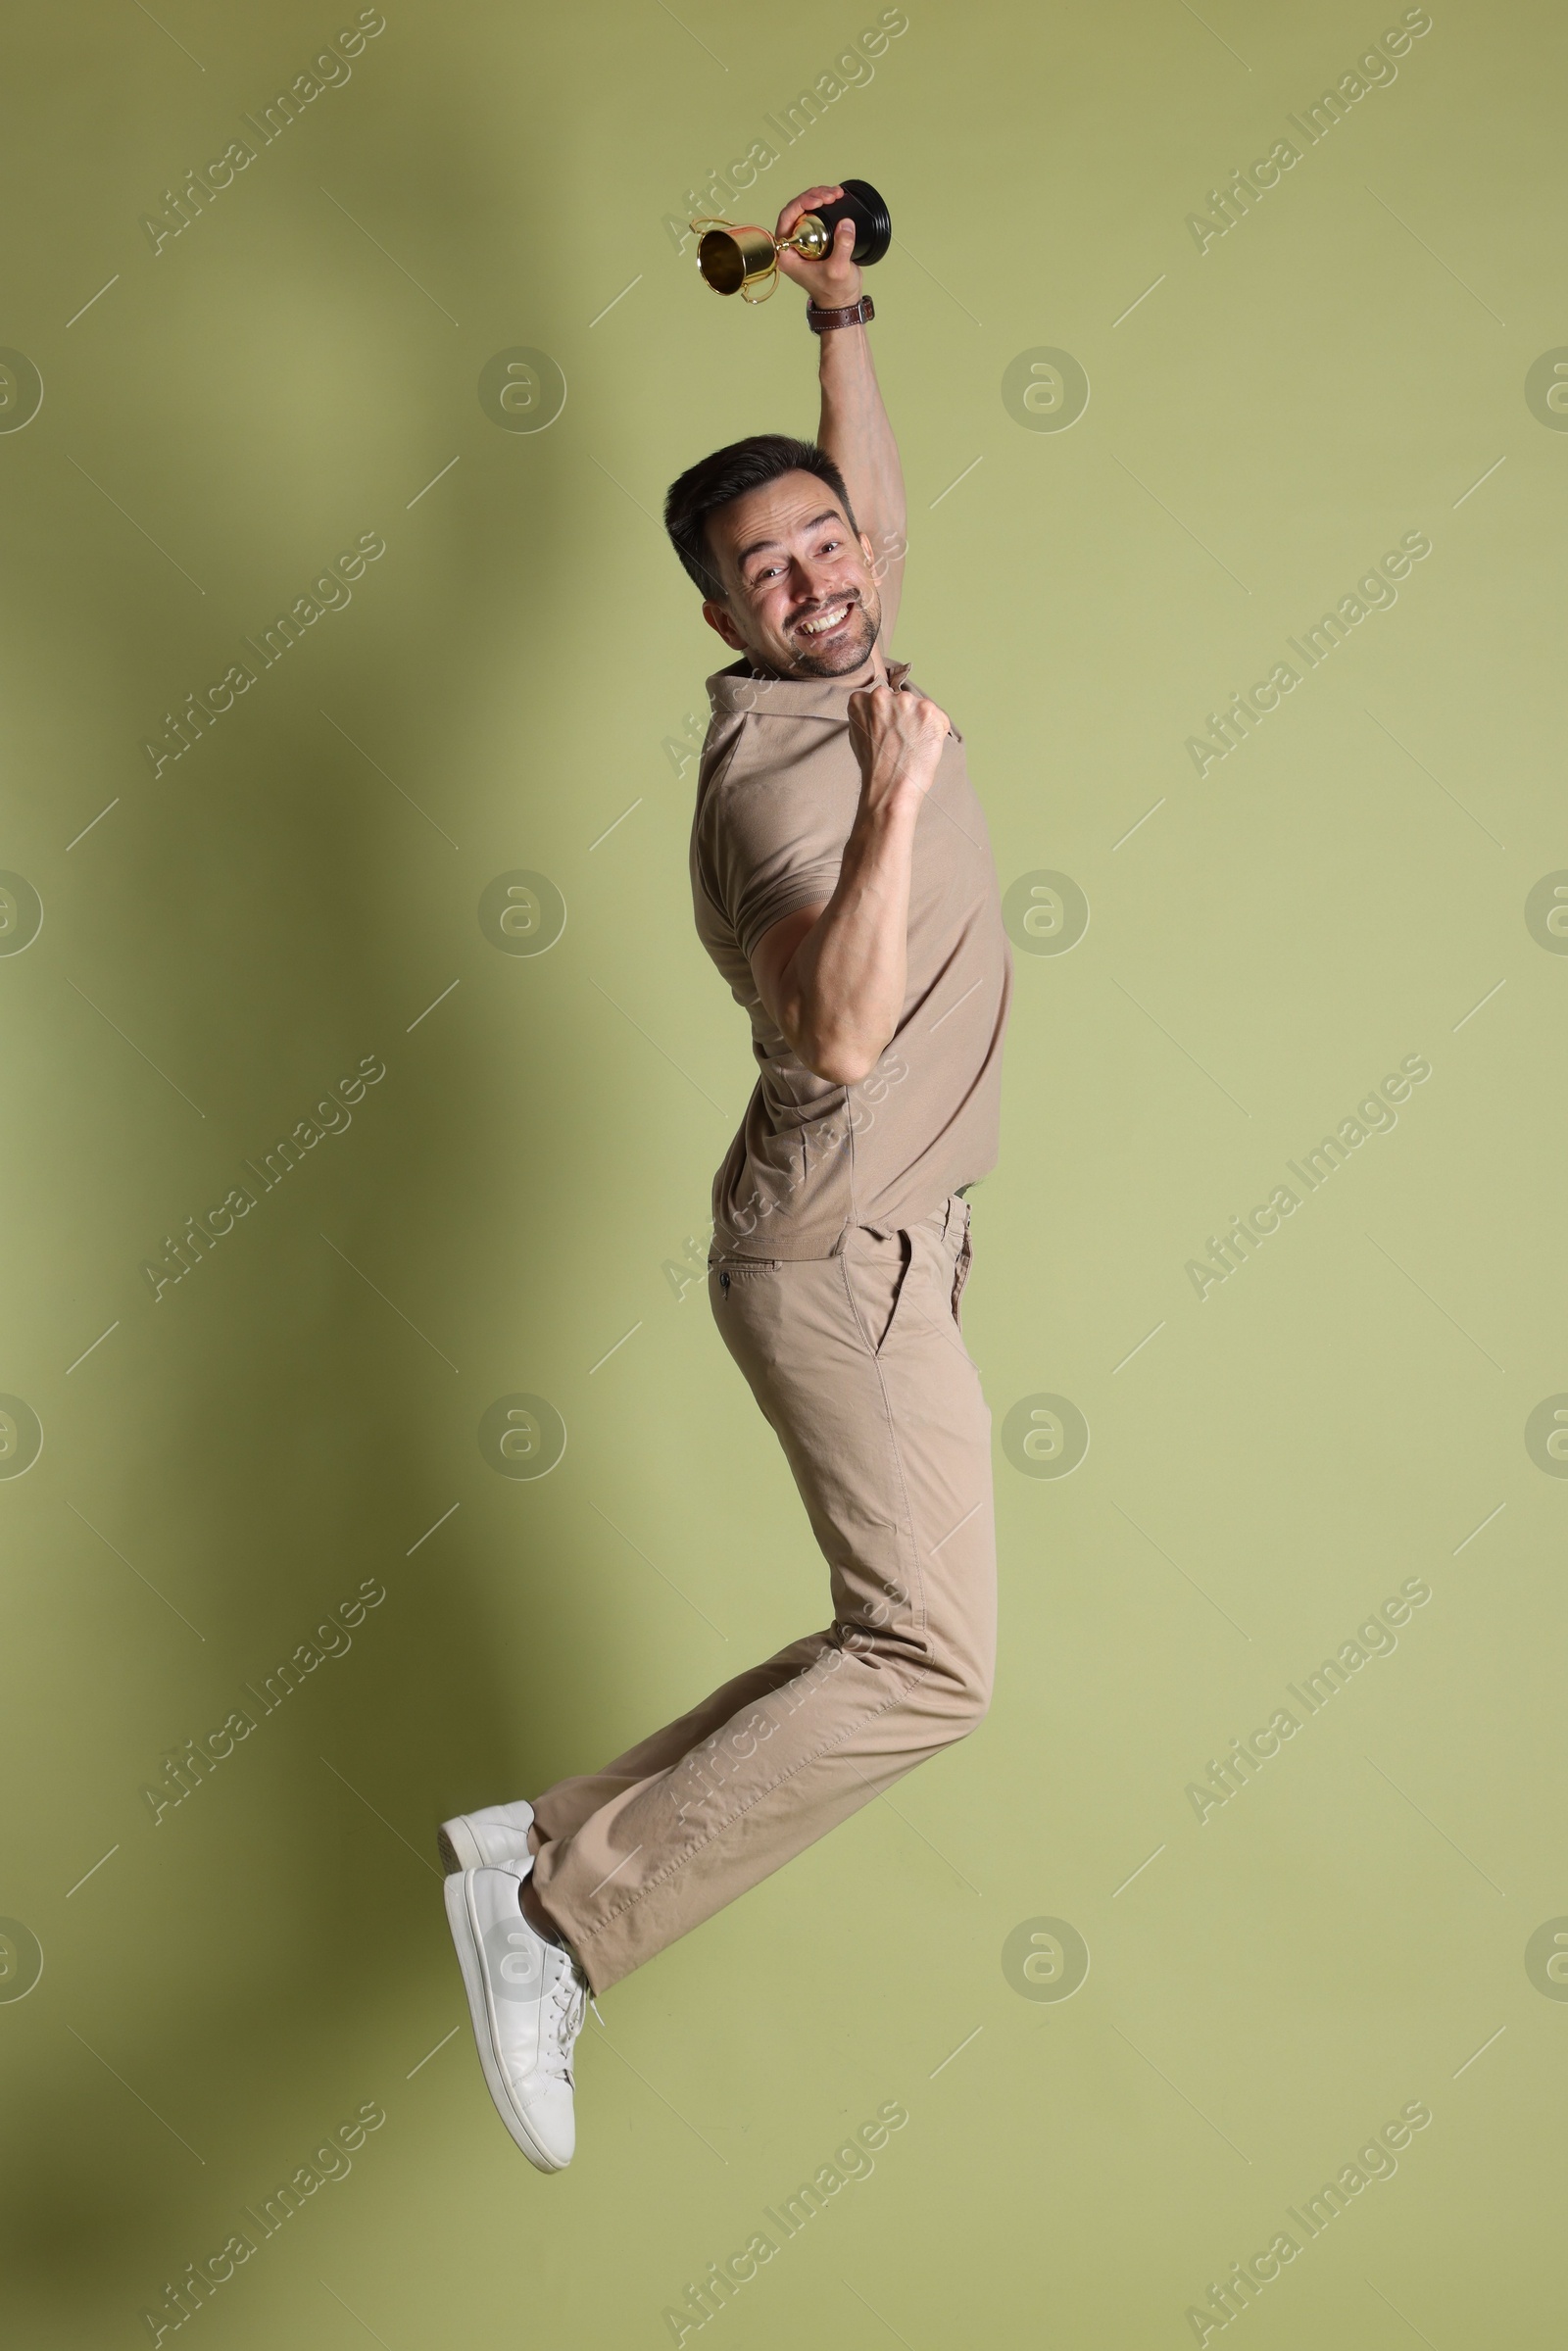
[800,604,850,635]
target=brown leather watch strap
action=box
[806,294,875,333]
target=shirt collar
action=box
[706,653,912,721]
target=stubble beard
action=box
[771,587,883,681]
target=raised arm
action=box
[750,683,948,1083]
[775,186,907,647]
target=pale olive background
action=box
[2,1,1565,2344]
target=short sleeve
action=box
[733,857,843,964]
[700,715,857,967]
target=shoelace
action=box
[540,1962,591,2083]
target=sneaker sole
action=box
[437,1821,470,1874]
[442,1871,566,2174]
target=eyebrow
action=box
[734,510,845,572]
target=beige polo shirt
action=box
[690,653,1012,1258]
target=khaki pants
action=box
[529,1194,995,1994]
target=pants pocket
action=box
[952,1222,973,1329]
[710,1256,783,1294]
[844,1231,913,1356]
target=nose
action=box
[794,563,851,610]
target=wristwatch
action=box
[807,294,875,333]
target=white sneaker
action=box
[443,1866,591,2172]
[438,1797,535,1875]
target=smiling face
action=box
[701,469,883,679]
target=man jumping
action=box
[441,184,1013,2171]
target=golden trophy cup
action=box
[691,178,892,304]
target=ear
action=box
[858,531,876,571]
[702,598,747,651]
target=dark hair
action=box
[663,433,858,602]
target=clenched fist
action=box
[847,682,952,801]
[774,184,861,308]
